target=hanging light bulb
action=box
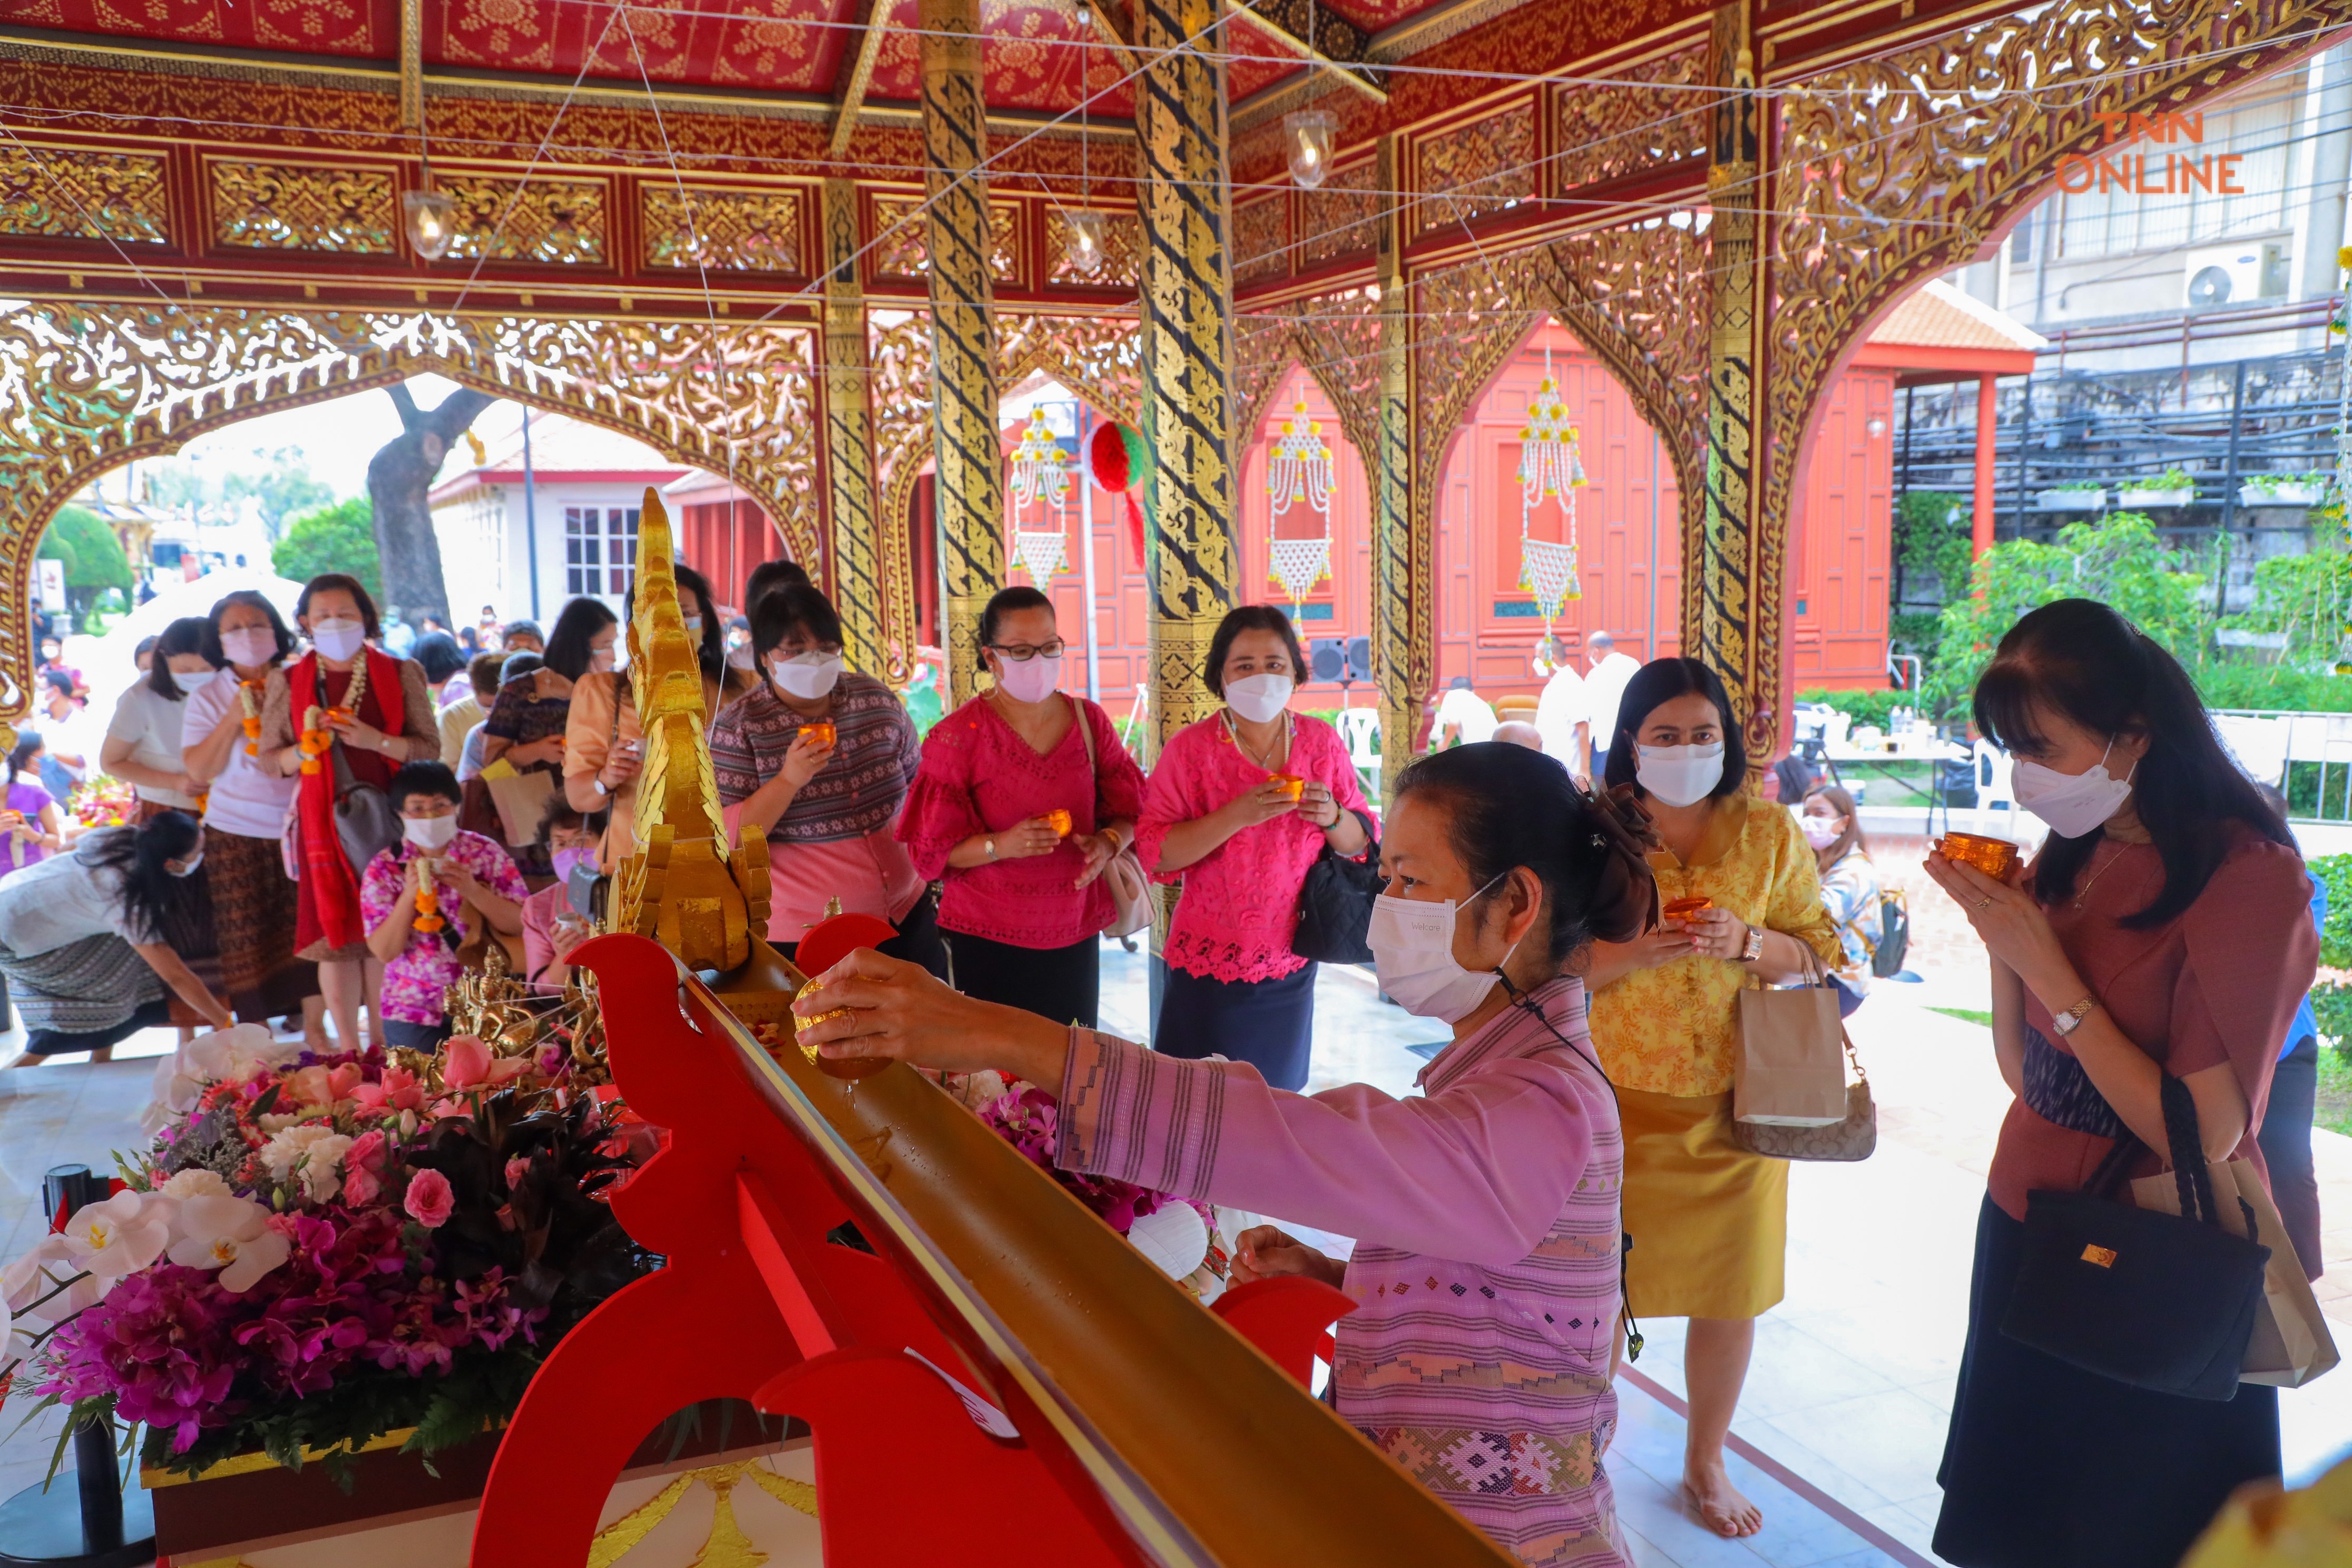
[1067,209,1107,276]
[404,187,456,262]
[1285,111,1334,191]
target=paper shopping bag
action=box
[2132,1158,2339,1389]
[479,759,558,850]
[1734,967,1848,1128]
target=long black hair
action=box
[542,597,619,682]
[1600,657,1747,800]
[144,617,216,704]
[1974,598,2291,927]
[1394,742,1658,969]
[81,811,204,947]
[7,733,43,778]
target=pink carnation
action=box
[403,1169,455,1229]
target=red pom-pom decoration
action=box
[1088,421,1152,561]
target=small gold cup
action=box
[1938,832,2018,881]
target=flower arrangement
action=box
[3,1024,653,1484]
[67,775,135,829]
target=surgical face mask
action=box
[994,652,1062,704]
[1635,741,1724,807]
[309,619,366,662]
[171,670,214,694]
[1368,873,1517,1023]
[1224,672,1293,725]
[771,651,844,701]
[220,629,277,669]
[1800,815,1844,850]
[2013,740,2135,839]
[682,615,703,637]
[551,846,593,885]
[403,815,459,851]
[726,643,755,672]
[170,851,203,878]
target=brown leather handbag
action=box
[1733,1028,1877,1162]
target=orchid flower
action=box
[164,1197,292,1293]
[62,1192,171,1279]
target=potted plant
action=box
[2239,472,2328,507]
[2119,468,2196,508]
[2036,480,2107,511]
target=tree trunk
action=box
[365,385,497,627]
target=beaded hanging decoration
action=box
[1515,354,1588,641]
[1265,397,1334,615]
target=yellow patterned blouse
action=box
[1589,793,1844,1097]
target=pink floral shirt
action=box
[1135,712,1375,984]
[360,830,528,1025]
[898,695,1147,948]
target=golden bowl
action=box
[1269,773,1307,801]
[789,977,890,1081]
[1938,831,2018,880]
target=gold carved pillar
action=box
[820,180,889,676]
[1693,2,1777,770]
[917,0,1003,705]
[1136,0,1240,758]
[1370,135,1426,806]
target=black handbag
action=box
[1291,809,1381,964]
[2001,1074,2270,1402]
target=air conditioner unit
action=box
[2182,244,2272,310]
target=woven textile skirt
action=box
[1615,1086,1787,1320]
[0,932,166,1049]
[208,827,319,1021]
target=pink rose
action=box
[504,1156,531,1191]
[442,1035,528,1091]
[286,1065,334,1107]
[403,1169,455,1228]
[341,1130,387,1204]
[383,1066,425,1111]
[327,1063,364,1102]
[341,1163,380,1207]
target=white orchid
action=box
[141,1052,203,1133]
[60,1191,171,1279]
[182,1023,298,1086]
[164,1197,290,1293]
[158,1169,231,1202]
[0,1235,101,1321]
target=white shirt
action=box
[1533,666,1587,763]
[184,669,296,840]
[106,684,199,809]
[1582,652,1642,751]
[0,835,141,958]
[1435,687,1500,745]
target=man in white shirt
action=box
[1531,638,1587,774]
[1580,631,1643,779]
[1433,677,1499,747]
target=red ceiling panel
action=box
[0,0,396,57]
[428,0,857,97]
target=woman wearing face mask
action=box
[897,587,1145,1028]
[794,742,1659,1566]
[361,761,527,1051]
[1580,656,1840,1542]
[1135,605,1373,1091]
[0,810,230,1069]
[1924,600,2315,1568]
[709,581,946,975]
[521,799,599,993]
[260,573,442,1052]
[1801,784,1881,1010]
[101,616,217,819]
[182,591,323,1045]
[564,563,754,872]
[484,596,614,884]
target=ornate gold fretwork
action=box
[1300,160,1381,268]
[641,184,803,273]
[1551,45,1711,194]
[1232,193,1289,285]
[819,179,893,680]
[1136,0,1241,756]
[0,304,822,728]
[1233,289,1381,470]
[918,0,1005,705]
[1370,136,1423,805]
[868,308,934,672]
[438,174,608,266]
[1045,207,1142,287]
[0,145,168,243]
[997,312,1144,427]
[1413,101,1536,236]
[210,162,396,253]
[870,192,1024,286]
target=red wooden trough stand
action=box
[469,929,1351,1567]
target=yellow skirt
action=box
[1617,1085,1787,1320]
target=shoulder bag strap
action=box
[1071,694,1103,817]
[2159,1073,2222,1227]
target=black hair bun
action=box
[1580,783,1661,943]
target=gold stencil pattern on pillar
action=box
[820,178,893,680]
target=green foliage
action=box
[2193,664,2352,714]
[1889,610,1942,660]
[272,498,382,600]
[1796,687,1901,729]
[38,506,132,595]
[1925,514,2208,716]
[2307,855,2352,969]
[1893,490,1973,605]
[2318,1035,2352,1140]
[2131,468,2197,492]
[2220,499,2352,670]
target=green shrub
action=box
[1796,688,1900,729]
[2309,856,2352,969]
[271,498,381,600]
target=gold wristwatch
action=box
[2050,996,2098,1037]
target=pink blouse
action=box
[1135,712,1375,984]
[897,696,1147,948]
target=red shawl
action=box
[289,649,405,950]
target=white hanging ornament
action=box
[1515,361,1586,640]
[1265,397,1334,613]
[1010,413,1071,583]
[1126,1202,1210,1280]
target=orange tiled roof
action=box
[1868,280,2046,354]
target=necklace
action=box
[2072,840,2136,910]
[1222,709,1291,772]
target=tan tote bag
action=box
[1733,946,1849,1128]
[1073,697,1152,939]
[2132,1157,2340,1389]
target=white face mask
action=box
[171,670,214,694]
[771,651,844,701]
[170,851,203,878]
[2013,740,2136,839]
[309,619,366,662]
[1368,873,1517,1023]
[403,815,459,851]
[1800,815,1843,850]
[725,643,755,672]
[220,629,277,669]
[1635,741,1725,807]
[994,653,1062,704]
[682,615,703,636]
[1224,672,1293,724]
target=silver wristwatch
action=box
[1740,923,1765,963]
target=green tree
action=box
[272,497,383,600]
[225,448,335,541]
[37,504,133,619]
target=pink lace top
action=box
[898,695,1147,948]
[1135,712,1375,984]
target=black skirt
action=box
[1934,1194,2280,1568]
[945,930,1100,1030]
[1152,961,1318,1091]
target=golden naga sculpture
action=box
[611,486,806,1022]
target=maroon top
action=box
[1989,826,2318,1221]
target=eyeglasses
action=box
[988,639,1066,663]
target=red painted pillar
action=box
[1972,371,1998,560]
